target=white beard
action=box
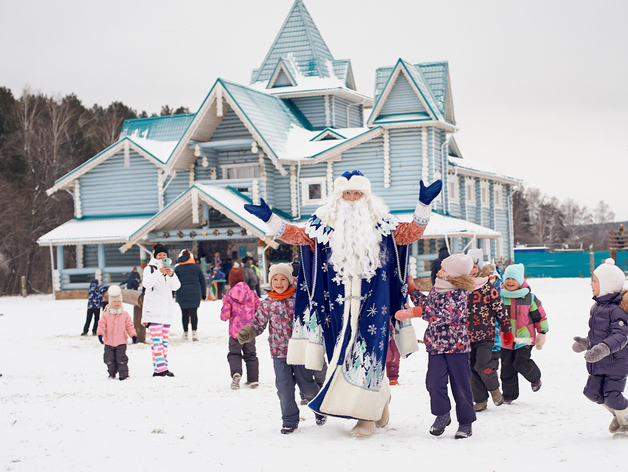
[328,198,383,281]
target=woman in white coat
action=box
[142,244,181,377]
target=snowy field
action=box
[1,278,625,471]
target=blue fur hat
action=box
[504,263,525,285]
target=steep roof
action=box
[120,114,195,142]
[251,0,334,84]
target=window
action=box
[481,180,490,207]
[448,174,459,204]
[300,177,327,206]
[494,183,503,209]
[465,178,476,206]
[221,163,260,180]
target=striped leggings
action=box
[149,323,171,373]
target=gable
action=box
[380,73,428,116]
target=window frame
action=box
[300,176,327,207]
[221,163,261,180]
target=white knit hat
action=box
[107,285,122,302]
[441,254,473,278]
[334,170,371,196]
[467,248,484,269]
[268,263,294,286]
[594,258,625,297]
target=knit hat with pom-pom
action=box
[268,263,295,286]
[107,285,122,303]
[594,258,626,297]
[441,254,473,278]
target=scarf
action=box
[433,277,457,293]
[501,287,530,299]
[105,306,123,315]
[474,276,489,290]
[267,286,296,300]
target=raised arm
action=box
[393,180,441,245]
[244,198,314,247]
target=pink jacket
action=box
[220,282,260,338]
[97,305,137,347]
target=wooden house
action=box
[38,0,519,294]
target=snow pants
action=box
[500,345,541,401]
[149,323,170,374]
[104,344,128,379]
[273,357,319,428]
[386,338,401,381]
[426,352,476,425]
[584,374,628,410]
[83,308,100,335]
[470,340,500,403]
[181,307,198,332]
[228,336,259,383]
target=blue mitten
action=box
[132,336,138,344]
[419,180,443,205]
[243,198,272,222]
[98,335,104,345]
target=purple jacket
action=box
[220,282,260,338]
[587,291,628,376]
[411,288,471,355]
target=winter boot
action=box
[429,413,451,436]
[490,389,504,406]
[280,425,298,434]
[603,405,620,434]
[351,420,375,437]
[246,381,259,388]
[474,400,488,412]
[376,396,391,428]
[612,407,628,439]
[315,413,327,426]
[182,331,188,340]
[531,380,542,392]
[192,331,198,342]
[231,373,241,390]
[389,379,399,386]
[455,423,473,439]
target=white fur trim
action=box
[393,324,420,358]
[334,175,371,195]
[287,339,325,370]
[413,201,431,226]
[266,213,285,237]
[287,338,306,365]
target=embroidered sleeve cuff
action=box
[413,201,431,227]
[267,214,286,238]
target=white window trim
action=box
[480,180,490,208]
[300,177,327,207]
[465,179,476,206]
[494,183,504,209]
[221,163,261,180]
[448,174,459,204]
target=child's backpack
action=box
[137,264,157,308]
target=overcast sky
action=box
[2,0,627,220]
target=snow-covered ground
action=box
[1,278,625,471]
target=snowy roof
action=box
[120,114,195,142]
[395,212,502,239]
[448,156,521,184]
[36,217,152,246]
[281,126,380,161]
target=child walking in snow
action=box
[396,253,477,439]
[220,281,260,389]
[573,258,628,438]
[237,263,325,434]
[466,249,514,412]
[97,285,137,380]
[499,263,548,403]
[82,278,109,336]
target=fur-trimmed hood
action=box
[478,265,493,278]
[448,275,475,291]
[620,289,628,312]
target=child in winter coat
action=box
[466,249,514,412]
[237,263,325,435]
[396,253,477,439]
[499,263,549,403]
[82,278,109,336]
[573,258,628,438]
[220,281,261,389]
[97,285,137,380]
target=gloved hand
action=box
[572,336,589,353]
[585,343,611,363]
[243,198,272,222]
[238,325,255,345]
[419,180,443,206]
[407,275,418,293]
[535,332,546,350]
[98,335,104,345]
[394,303,422,321]
[503,331,515,346]
[132,336,138,344]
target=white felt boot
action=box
[613,407,628,439]
[603,405,620,434]
[351,420,375,437]
[375,396,391,428]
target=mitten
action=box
[394,303,422,321]
[535,332,546,350]
[132,336,138,344]
[419,180,443,206]
[584,343,611,363]
[572,336,589,353]
[98,335,104,345]
[503,331,515,346]
[243,198,272,222]
[238,325,255,345]
[407,275,418,293]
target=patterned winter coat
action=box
[87,280,108,309]
[467,277,511,343]
[97,306,137,347]
[250,292,296,358]
[586,291,628,377]
[410,275,475,355]
[220,282,260,339]
[500,281,549,350]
